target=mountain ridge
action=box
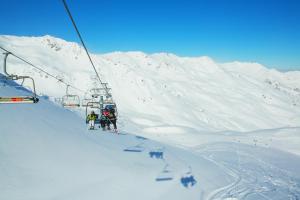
[0,34,299,133]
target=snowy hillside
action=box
[1,74,300,200]
[1,35,300,199]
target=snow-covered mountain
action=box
[0,35,299,134]
[1,35,300,199]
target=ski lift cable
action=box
[0,46,85,94]
[61,0,110,97]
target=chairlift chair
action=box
[62,85,80,107]
[0,52,39,104]
[62,95,80,107]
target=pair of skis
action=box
[88,127,119,134]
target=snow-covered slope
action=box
[1,74,300,200]
[0,75,204,200]
[0,35,299,135]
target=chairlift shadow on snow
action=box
[123,143,145,152]
[135,135,148,140]
[149,150,164,159]
[155,164,174,182]
[180,167,197,188]
[123,135,148,152]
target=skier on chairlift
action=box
[87,110,97,130]
[102,108,111,130]
[104,105,118,133]
[99,111,108,131]
[107,107,118,133]
[102,108,117,133]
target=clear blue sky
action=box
[0,0,299,71]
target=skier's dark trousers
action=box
[100,114,107,130]
[108,109,117,130]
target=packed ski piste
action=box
[1,1,300,200]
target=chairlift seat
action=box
[0,96,39,104]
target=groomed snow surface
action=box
[1,35,300,200]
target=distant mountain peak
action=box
[1,34,300,132]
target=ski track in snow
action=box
[197,144,300,200]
